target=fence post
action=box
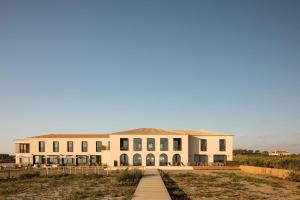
[46,167,48,177]
[7,169,10,179]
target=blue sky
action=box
[0,0,300,154]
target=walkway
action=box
[132,169,171,200]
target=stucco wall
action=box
[109,134,189,167]
[188,135,233,163]
[240,165,290,178]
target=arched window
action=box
[172,154,181,166]
[120,154,129,166]
[146,153,155,166]
[133,154,142,166]
[159,154,168,166]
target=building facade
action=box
[270,150,291,156]
[15,128,233,167]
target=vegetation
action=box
[116,168,143,186]
[233,149,269,155]
[286,170,300,182]
[19,171,40,179]
[161,170,300,200]
[0,170,141,199]
[159,170,189,200]
[234,154,300,170]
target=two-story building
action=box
[15,128,233,167]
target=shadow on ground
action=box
[159,170,190,200]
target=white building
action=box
[15,128,233,167]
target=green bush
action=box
[286,170,300,182]
[116,169,142,186]
[20,171,40,179]
[234,155,300,170]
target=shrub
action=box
[20,171,40,179]
[116,169,142,186]
[234,154,300,170]
[286,170,300,182]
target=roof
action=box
[30,134,109,138]
[111,128,233,136]
[29,128,232,138]
[172,129,233,136]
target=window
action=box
[160,138,168,151]
[96,141,102,152]
[53,141,59,152]
[172,154,181,166]
[146,154,155,166]
[39,141,45,152]
[133,138,142,151]
[82,141,88,152]
[19,144,30,153]
[159,154,168,166]
[173,138,182,151]
[63,156,74,165]
[47,156,59,164]
[67,141,73,152]
[91,155,101,165]
[133,154,142,166]
[219,139,226,151]
[213,155,227,162]
[194,154,208,163]
[147,138,155,151]
[77,155,88,165]
[120,154,129,166]
[120,138,129,151]
[200,139,207,151]
[33,155,45,164]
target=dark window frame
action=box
[96,141,102,152]
[39,141,45,152]
[173,138,182,151]
[81,141,88,152]
[160,138,168,151]
[200,139,207,151]
[120,138,129,151]
[67,141,73,152]
[219,139,226,151]
[147,138,155,151]
[133,138,142,151]
[53,141,59,152]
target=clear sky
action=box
[1,0,300,154]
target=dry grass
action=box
[0,170,142,200]
[161,170,300,200]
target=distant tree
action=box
[255,150,260,154]
[262,151,269,155]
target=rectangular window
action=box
[96,141,102,152]
[200,139,207,151]
[147,138,155,151]
[214,155,227,162]
[53,141,59,152]
[67,141,73,152]
[120,138,129,151]
[82,141,88,152]
[194,154,208,163]
[39,141,45,152]
[133,138,142,151]
[173,138,182,151]
[160,138,168,151]
[20,144,30,153]
[219,139,226,151]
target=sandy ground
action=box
[162,170,300,200]
[0,172,137,200]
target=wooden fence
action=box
[0,166,108,179]
[239,165,291,178]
